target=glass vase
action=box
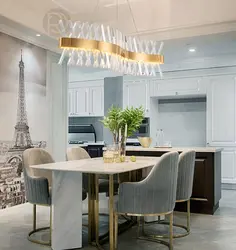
[119,136,126,161]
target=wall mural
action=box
[0,32,47,209]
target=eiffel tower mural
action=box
[9,50,33,154]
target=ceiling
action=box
[0,0,236,41]
[0,0,236,75]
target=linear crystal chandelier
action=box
[58,20,164,77]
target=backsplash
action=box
[69,117,104,141]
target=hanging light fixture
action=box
[57,1,164,77]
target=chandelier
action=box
[58,22,164,77]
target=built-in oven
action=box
[126,118,150,146]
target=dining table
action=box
[32,156,159,250]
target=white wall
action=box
[157,98,206,147]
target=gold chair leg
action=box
[169,212,173,250]
[28,204,51,246]
[148,200,191,239]
[114,213,118,250]
[49,206,52,246]
[137,217,140,238]
[33,204,36,231]
[187,199,190,233]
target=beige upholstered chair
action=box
[23,148,87,246]
[23,148,54,246]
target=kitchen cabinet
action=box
[206,75,236,146]
[68,81,104,117]
[150,77,206,98]
[89,86,104,117]
[123,80,150,117]
[220,147,236,184]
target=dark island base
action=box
[126,149,222,215]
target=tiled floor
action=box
[1,190,236,250]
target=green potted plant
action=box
[101,105,145,156]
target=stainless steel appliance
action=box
[126,118,150,146]
[68,124,96,144]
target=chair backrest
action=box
[66,147,90,161]
[176,150,196,201]
[23,148,54,186]
[66,147,91,190]
[142,151,179,213]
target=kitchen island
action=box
[126,146,223,215]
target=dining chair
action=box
[114,151,179,250]
[66,147,119,221]
[153,150,196,239]
[23,148,87,246]
[173,150,196,238]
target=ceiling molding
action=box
[0,23,59,53]
[131,20,236,41]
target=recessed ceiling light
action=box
[36,34,41,37]
[189,48,196,53]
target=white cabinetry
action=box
[123,80,150,117]
[68,81,104,117]
[150,77,206,98]
[89,86,104,116]
[206,75,236,184]
[221,148,236,184]
[207,76,236,146]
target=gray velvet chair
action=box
[175,150,196,237]
[23,148,87,246]
[114,152,179,250]
[157,150,196,239]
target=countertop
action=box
[126,146,223,153]
[68,141,105,147]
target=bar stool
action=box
[23,148,87,246]
[114,152,179,250]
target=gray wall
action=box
[157,98,206,147]
[69,117,104,141]
[103,76,123,144]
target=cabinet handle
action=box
[175,92,178,95]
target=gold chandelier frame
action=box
[60,37,164,64]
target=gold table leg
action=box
[109,174,114,250]
[94,174,100,246]
[88,174,95,244]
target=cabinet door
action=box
[151,78,206,97]
[89,86,104,116]
[123,80,150,117]
[221,148,236,184]
[74,87,89,116]
[207,76,236,146]
[68,89,75,116]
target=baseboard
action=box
[222,183,236,190]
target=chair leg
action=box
[169,212,173,250]
[49,206,52,245]
[28,204,51,246]
[33,204,36,231]
[187,199,190,233]
[136,217,140,238]
[114,213,118,250]
[141,216,145,236]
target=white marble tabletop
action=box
[32,157,159,175]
